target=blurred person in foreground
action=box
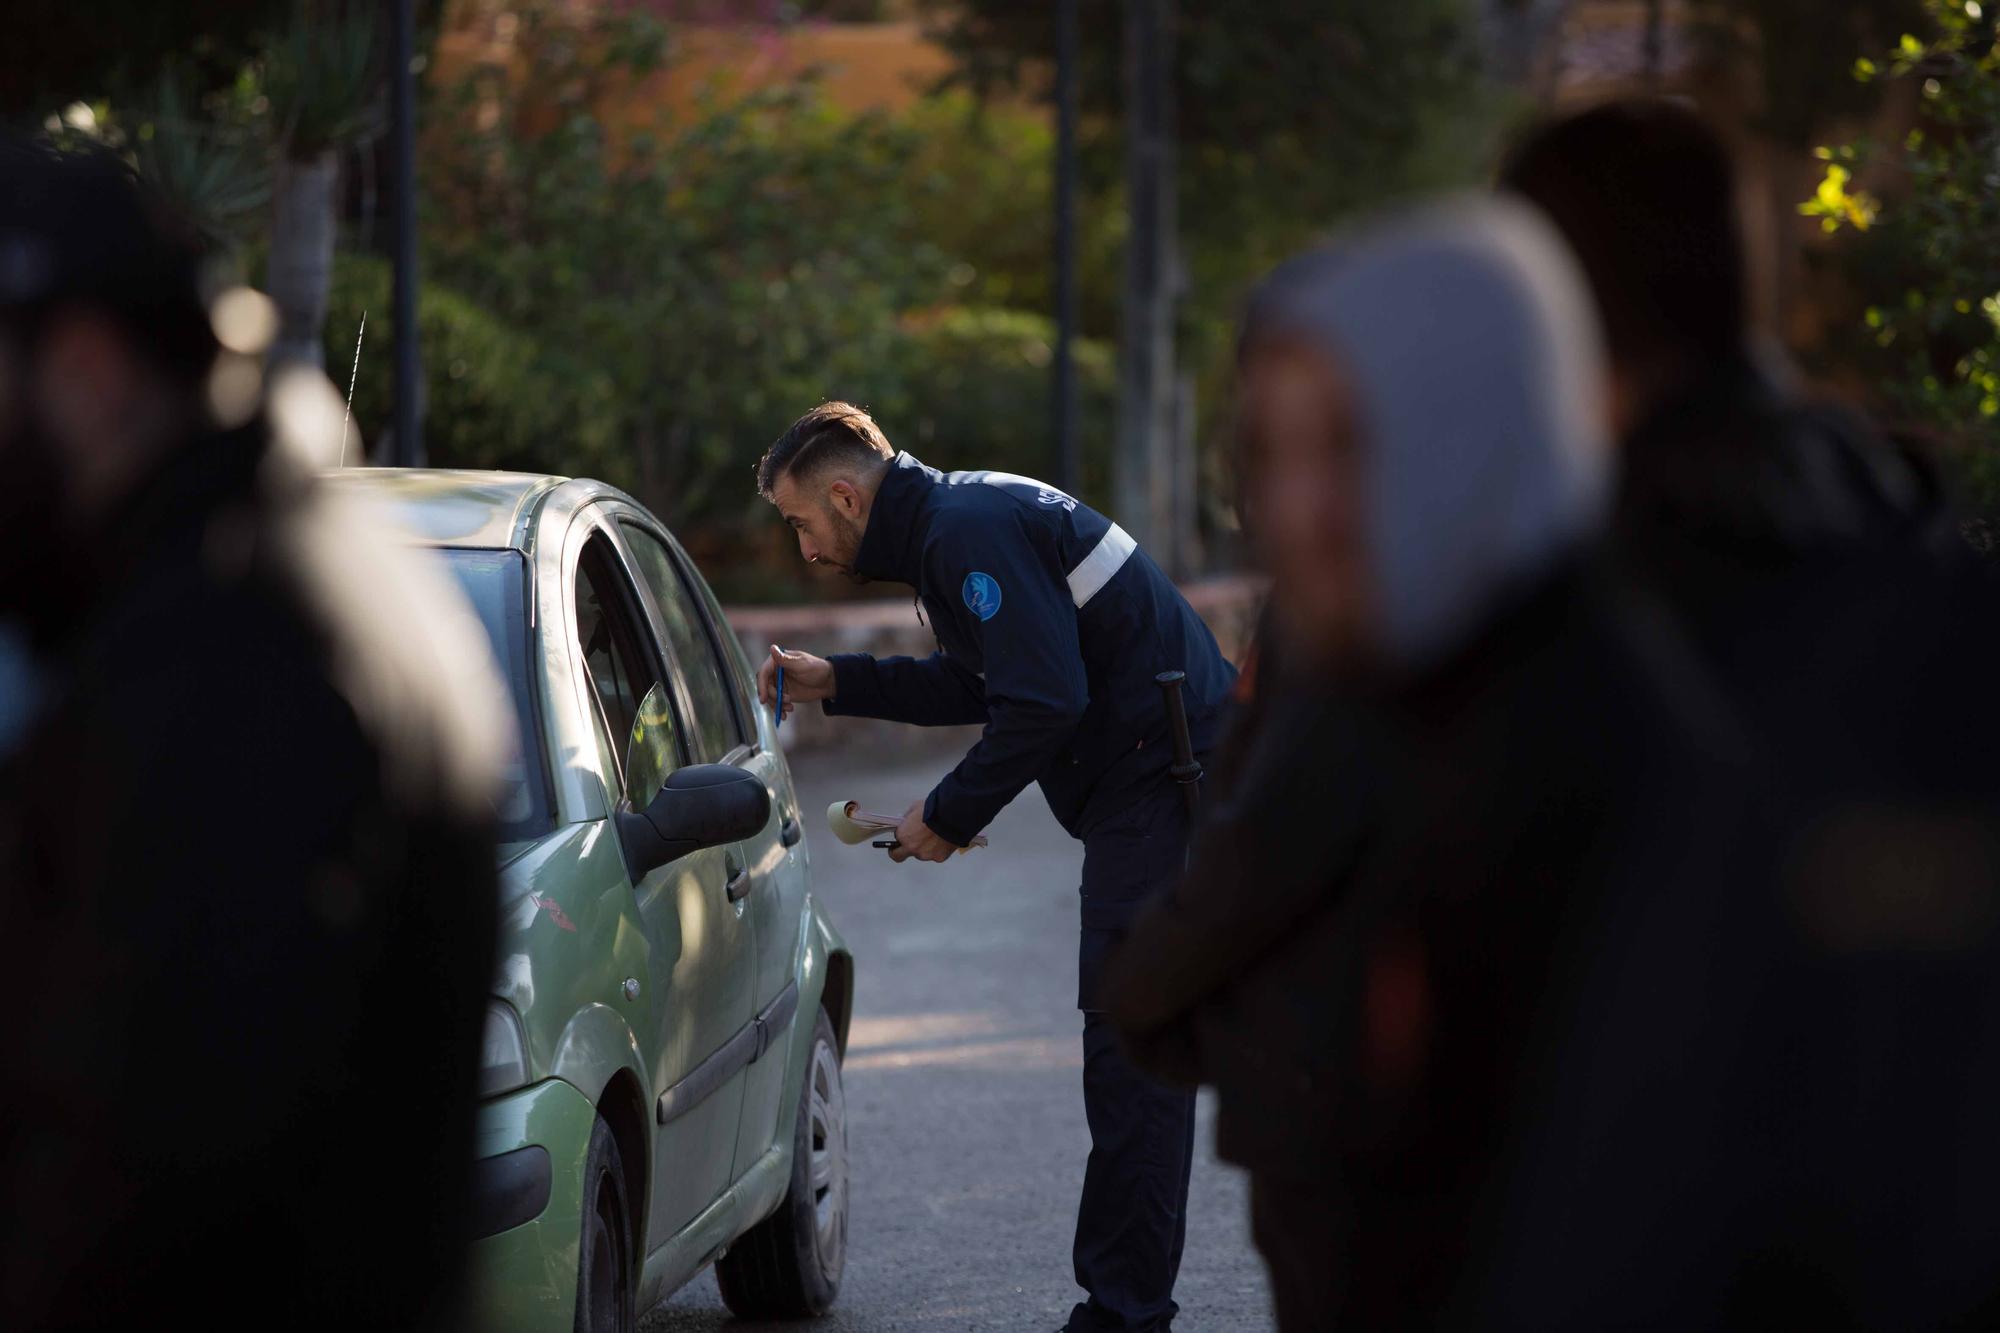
[1101,196,1757,1328]
[0,138,503,1329]
[1498,99,1953,644]
[1482,101,2000,1329]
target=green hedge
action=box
[691,306,1116,603]
[852,306,1117,507]
[321,252,622,479]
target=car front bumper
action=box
[467,1077,597,1333]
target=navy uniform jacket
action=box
[824,453,1237,847]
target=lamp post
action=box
[389,0,423,466]
[1052,0,1081,499]
[1115,0,1176,566]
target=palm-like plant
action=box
[128,72,273,253]
[265,0,385,367]
[266,0,384,157]
[36,73,272,256]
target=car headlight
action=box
[480,1000,530,1098]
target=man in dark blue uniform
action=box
[754,402,1235,1331]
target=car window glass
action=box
[574,533,678,802]
[437,548,551,841]
[681,536,762,728]
[624,681,676,810]
[620,522,744,763]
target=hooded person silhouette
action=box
[1104,196,1751,1330]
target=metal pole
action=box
[1053,0,1080,498]
[1174,369,1196,577]
[1116,0,1175,558]
[390,0,423,467]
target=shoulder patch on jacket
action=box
[962,571,1003,622]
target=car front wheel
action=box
[573,1114,635,1333]
[715,1007,847,1317]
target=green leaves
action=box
[321,252,621,477]
[1801,161,1881,232]
[419,5,976,551]
[1810,0,2000,512]
[1693,0,1928,147]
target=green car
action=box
[324,469,856,1332]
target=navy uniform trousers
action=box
[1069,776,1199,1333]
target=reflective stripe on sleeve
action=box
[1067,524,1136,608]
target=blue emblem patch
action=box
[962,571,1003,622]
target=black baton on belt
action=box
[1155,670,1203,818]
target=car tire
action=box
[716,1007,848,1318]
[573,1114,636,1333]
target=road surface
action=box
[643,740,1275,1331]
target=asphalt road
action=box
[642,739,1275,1332]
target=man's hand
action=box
[756,644,835,719]
[888,800,958,864]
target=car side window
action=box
[620,522,746,764]
[575,532,680,804]
[680,534,762,730]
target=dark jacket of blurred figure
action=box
[0,141,501,1330]
[1102,198,1753,1329]
[1466,548,2000,1332]
[1479,102,2000,1329]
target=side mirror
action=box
[615,764,770,880]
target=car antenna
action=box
[339,310,366,468]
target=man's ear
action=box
[827,477,860,516]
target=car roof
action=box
[317,468,568,550]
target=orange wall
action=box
[436,5,973,121]
[645,21,961,116]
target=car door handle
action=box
[725,864,753,903]
[780,815,802,848]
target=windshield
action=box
[439,547,552,844]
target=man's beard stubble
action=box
[831,508,870,585]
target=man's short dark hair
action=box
[757,401,894,498]
[1499,99,1746,369]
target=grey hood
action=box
[1249,196,1611,670]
